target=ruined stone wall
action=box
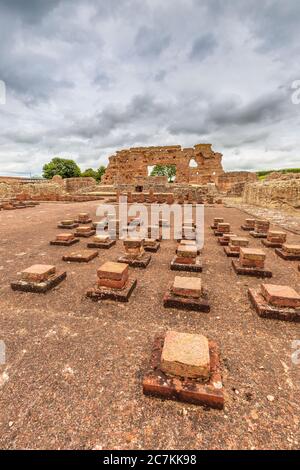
[0,176,24,184]
[0,183,14,199]
[102,144,224,185]
[243,175,300,210]
[63,177,95,193]
[217,171,257,193]
[13,182,66,201]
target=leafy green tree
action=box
[150,164,176,182]
[81,165,106,182]
[43,157,81,179]
[96,165,106,182]
[81,168,98,179]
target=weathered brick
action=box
[76,226,92,234]
[56,233,74,242]
[267,231,287,243]
[229,237,249,252]
[282,244,300,255]
[78,212,90,221]
[97,261,129,281]
[144,238,156,247]
[123,237,144,248]
[240,248,266,268]
[21,265,56,283]
[177,246,197,258]
[261,284,300,308]
[161,331,210,379]
[171,276,202,298]
[97,277,127,289]
[61,219,75,225]
[217,222,230,233]
[255,220,270,233]
[93,235,109,243]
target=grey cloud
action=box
[135,26,171,57]
[190,34,217,61]
[67,94,170,139]
[1,0,62,23]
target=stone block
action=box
[217,233,237,246]
[267,231,287,243]
[241,219,256,230]
[161,331,210,379]
[282,244,300,255]
[61,219,75,226]
[240,247,266,268]
[62,250,98,263]
[74,226,96,238]
[261,284,300,308]
[56,233,74,242]
[171,255,202,272]
[176,245,197,258]
[217,223,230,233]
[171,276,202,298]
[255,220,270,232]
[143,335,224,409]
[86,278,137,302]
[248,287,300,322]
[21,265,56,283]
[97,261,129,281]
[275,245,300,260]
[229,237,249,252]
[12,266,66,294]
[123,237,144,248]
[93,235,110,243]
[76,226,92,234]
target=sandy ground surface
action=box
[0,201,299,450]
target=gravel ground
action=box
[0,201,299,450]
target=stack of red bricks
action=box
[249,283,300,321]
[225,236,249,257]
[250,220,270,238]
[232,247,272,277]
[263,230,287,248]
[241,218,256,231]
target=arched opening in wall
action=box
[147,165,155,176]
[189,158,198,168]
[148,164,176,183]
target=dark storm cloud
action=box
[0,0,299,175]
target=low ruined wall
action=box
[0,183,14,199]
[217,171,257,194]
[14,183,66,201]
[243,176,300,210]
[63,177,97,193]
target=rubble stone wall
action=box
[243,175,300,210]
[217,171,257,194]
[63,177,95,193]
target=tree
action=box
[96,165,106,182]
[81,168,98,179]
[81,165,106,182]
[43,157,81,179]
[150,164,176,182]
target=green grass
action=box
[257,168,300,180]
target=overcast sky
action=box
[0,0,299,176]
